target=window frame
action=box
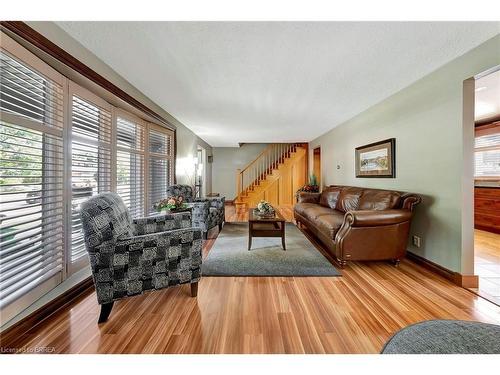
[66,82,114,276]
[474,122,500,181]
[0,32,67,323]
[0,31,177,325]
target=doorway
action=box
[471,68,500,305]
[195,145,207,198]
[313,147,321,187]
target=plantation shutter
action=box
[116,114,145,218]
[69,83,113,274]
[147,124,174,214]
[0,40,65,317]
[475,123,500,179]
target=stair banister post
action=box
[236,168,242,195]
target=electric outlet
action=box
[412,235,422,248]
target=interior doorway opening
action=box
[470,67,500,305]
[313,147,321,188]
[196,145,207,198]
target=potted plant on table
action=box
[153,196,188,213]
[255,200,275,218]
[295,174,320,201]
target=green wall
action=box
[310,35,500,273]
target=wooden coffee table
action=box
[248,209,286,251]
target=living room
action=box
[1,1,500,372]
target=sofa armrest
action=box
[297,192,321,204]
[344,209,413,227]
[401,194,422,211]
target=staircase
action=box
[234,143,308,209]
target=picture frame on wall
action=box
[355,138,396,178]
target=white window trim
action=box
[0,31,176,326]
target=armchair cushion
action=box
[80,192,133,250]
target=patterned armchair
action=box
[166,184,225,239]
[80,192,202,323]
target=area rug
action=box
[381,319,500,354]
[201,222,341,276]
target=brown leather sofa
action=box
[294,185,421,267]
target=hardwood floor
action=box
[472,229,500,306]
[3,205,500,354]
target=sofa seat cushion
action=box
[301,205,336,221]
[359,190,402,210]
[294,202,319,217]
[314,212,345,239]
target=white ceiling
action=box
[57,22,500,146]
[475,70,500,121]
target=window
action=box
[115,116,175,217]
[0,40,65,321]
[147,125,174,214]
[0,32,176,324]
[69,83,112,274]
[116,114,145,218]
[475,123,500,179]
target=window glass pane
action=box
[475,127,500,178]
[117,150,144,218]
[149,129,171,155]
[0,47,64,314]
[117,117,144,150]
[0,121,64,309]
[0,50,64,129]
[70,95,112,266]
[148,158,171,213]
[475,149,500,177]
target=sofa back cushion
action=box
[319,186,342,209]
[335,187,364,213]
[358,189,402,210]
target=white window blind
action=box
[69,85,112,273]
[116,115,145,218]
[475,124,500,179]
[148,126,174,213]
[0,32,177,325]
[0,46,65,314]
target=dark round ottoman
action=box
[381,319,500,354]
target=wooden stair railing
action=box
[235,143,303,201]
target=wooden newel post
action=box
[236,169,242,195]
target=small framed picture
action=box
[355,138,396,178]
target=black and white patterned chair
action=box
[166,184,225,239]
[80,192,202,323]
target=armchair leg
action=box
[393,259,401,267]
[98,302,114,324]
[191,282,198,297]
[203,231,208,240]
[218,223,223,231]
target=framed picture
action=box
[355,138,395,178]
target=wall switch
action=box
[412,235,421,248]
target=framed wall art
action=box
[355,138,395,178]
